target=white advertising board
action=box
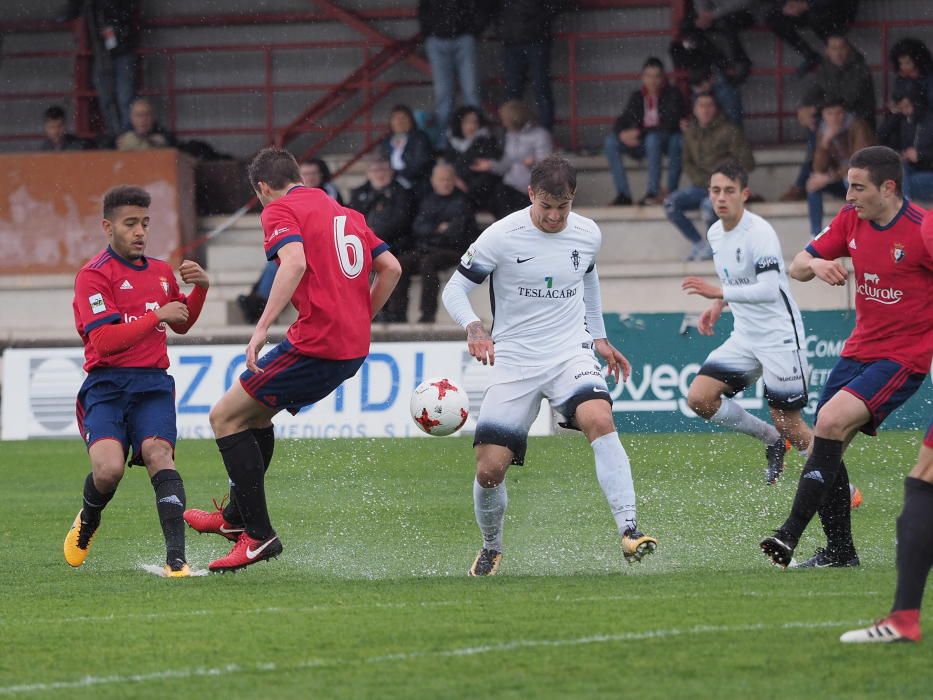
[1,343,554,440]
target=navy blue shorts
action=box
[816,357,927,436]
[76,368,176,466]
[239,339,365,415]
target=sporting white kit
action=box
[700,210,809,409]
[442,207,612,463]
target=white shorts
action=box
[474,349,611,464]
[698,335,809,410]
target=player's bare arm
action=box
[697,299,726,336]
[178,259,209,289]
[681,276,724,299]
[594,338,630,384]
[789,249,847,285]
[370,250,402,318]
[246,241,306,373]
[466,320,495,366]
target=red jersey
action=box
[261,186,388,359]
[73,247,187,371]
[807,202,933,373]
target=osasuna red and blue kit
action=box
[239,186,389,413]
[73,245,205,461]
[807,201,933,434]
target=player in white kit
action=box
[681,161,813,485]
[442,155,657,576]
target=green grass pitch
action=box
[2,432,932,699]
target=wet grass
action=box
[1,433,930,698]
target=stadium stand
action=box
[0,0,931,343]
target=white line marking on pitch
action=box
[0,619,865,695]
[8,589,880,627]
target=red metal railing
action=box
[2,3,931,152]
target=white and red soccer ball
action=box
[410,377,469,436]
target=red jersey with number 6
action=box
[806,202,933,373]
[261,186,388,359]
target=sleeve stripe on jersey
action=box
[266,235,304,260]
[84,313,120,333]
[804,243,822,258]
[372,242,390,258]
[457,263,488,284]
[585,263,595,273]
[754,259,780,274]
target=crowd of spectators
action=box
[29,2,933,322]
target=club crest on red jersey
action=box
[160,277,170,294]
[892,243,905,263]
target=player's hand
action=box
[155,301,189,325]
[697,302,724,335]
[466,321,495,366]
[595,338,630,384]
[810,258,848,286]
[904,147,919,163]
[178,260,209,289]
[245,327,268,373]
[681,276,723,299]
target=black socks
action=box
[781,437,844,544]
[892,477,933,612]
[82,472,115,529]
[222,426,275,526]
[217,430,274,540]
[817,459,856,558]
[151,469,187,564]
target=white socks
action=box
[591,433,638,535]
[473,479,507,552]
[710,397,780,445]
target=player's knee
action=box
[93,463,124,492]
[813,409,853,440]
[141,439,174,470]
[476,463,507,488]
[686,387,717,419]
[208,403,230,435]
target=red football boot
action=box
[183,498,245,542]
[208,532,283,573]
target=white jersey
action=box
[708,209,805,351]
[455,207,601,364]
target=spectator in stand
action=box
[116,98,176,151]
[443,106,504,215]
[40,105,93,151]
[890,38,933,108]
[764,0,859,77]
[236,154,348,324]
[676,0,755,85]
[497,0,566,132]
[664,92,755,260]
[60,0,140,139]
[878,86,933,203]
[380,104,435,200]
[780,33,876,201]
[418,0,493,147]
[471,99,552,216]
[683,64,743,127]
[806,97,876,235]
[604,57,685,206]
[300,157,343,204]
[387,163,478,324]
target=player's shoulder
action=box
[479,208,529,241]
[79,248,114,274]
[743,210,779,241]
[903,200,926,229]
[566,211,601,239]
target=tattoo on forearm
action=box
[467,321,491,342]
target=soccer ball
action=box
[410,377,469,436]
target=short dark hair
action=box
[849,146,904,195]
[890,37,933,76]
[530,155,576,198]
[44,105,66,122]
[643,56,665,72]
[103,185,151,220]
[710,160,749,188]
[248,147,301,191]
[299,156,332,183]
[449,105,487,139]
